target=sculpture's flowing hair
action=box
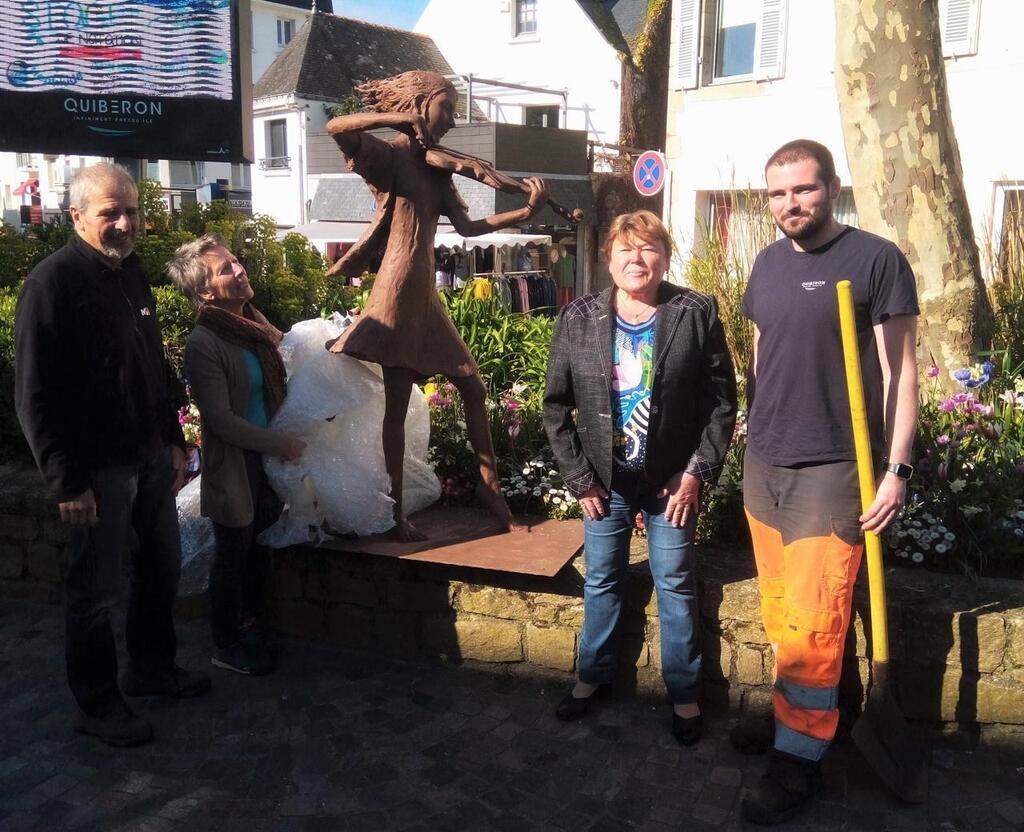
[355,70,455,116]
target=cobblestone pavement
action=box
[0,596,1022,832]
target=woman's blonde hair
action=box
[165,233,228,306]
[604,210,674,260]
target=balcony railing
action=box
[259,156,291,171]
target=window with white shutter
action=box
[673,0,702,90]
[754,0,787,80]
[939,0,981,58]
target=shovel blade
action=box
[851,661,928,803]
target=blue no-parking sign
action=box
[633,150,666,197]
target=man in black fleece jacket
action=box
[15,162,209,747]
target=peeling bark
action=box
[834,0,991,378]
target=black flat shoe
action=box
[672,712,703,746]
[555,683,611,721]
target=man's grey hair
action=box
[165,233,229,306]
[68,162,137,212]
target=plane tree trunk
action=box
[834,0,992,377]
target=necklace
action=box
[616,295,656,324]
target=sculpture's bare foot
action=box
[391,515,427,542]
[475,481,527,533]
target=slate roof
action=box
[254,12,455,102]
[263,0,333,12]
[576,0,650,58]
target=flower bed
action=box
[890,359,1024,578]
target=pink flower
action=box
[951,392,973,405]
[507,423,521,440]
[936,434,950,445]
[927,366,941,378]
[503,398,523,411]
[972,403,993,416]
[938,399,956,413]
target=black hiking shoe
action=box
[73,700,153,748]
[741,753,822,825]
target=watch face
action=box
[888,462,913,479]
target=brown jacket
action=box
[184,324,291,527]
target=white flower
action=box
[935,543,948,554]
[552,496,562,505]
[896,550,908,558]
[548,470,558,477]
[948,479,967,493]
[944,532,956,541]
[1016,511,1024,520]
[522,467,530,475]
[911,552,924,563]
[532,488,541,497]
[1016,529,1024,538]
[959,505,983,518]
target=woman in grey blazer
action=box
[167,235,305,677]
[543,211,737,744]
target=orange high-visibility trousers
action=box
[743,448,864,762]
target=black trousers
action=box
[209,452,279,649]
[65,447,181,716]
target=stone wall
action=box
[3,464,1023,725]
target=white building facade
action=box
[664,0,1023,279]
[414,0,626,151]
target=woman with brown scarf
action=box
[167,235,305,676]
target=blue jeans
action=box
[579,471,701,704]
[65,447,182,716]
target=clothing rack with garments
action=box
[473,270,558,316]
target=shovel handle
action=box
[837,281,889,663]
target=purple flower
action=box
[953,368,972,382]
[927,365,941,379]
[936,434,950,445]
[951,392,973,405]
[938,399,956,413]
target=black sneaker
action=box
[730,707,775,754]
[211,643,273,676]
[741,753,822,825]
[73,701,153,748]
[121,664,212,698]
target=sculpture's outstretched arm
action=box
[445,177,549,239]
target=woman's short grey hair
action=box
[165,233,228,305]
[68,162,137,212]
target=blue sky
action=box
[334,0,430,30]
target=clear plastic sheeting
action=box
[175,475,215,596]
[259,315,440,546]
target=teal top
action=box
[242,349,268,427]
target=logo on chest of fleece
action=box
[801,280,827,292]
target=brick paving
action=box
[0,596,1022,832]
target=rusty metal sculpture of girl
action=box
[325,70,551,541]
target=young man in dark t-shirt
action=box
[736,140,919,825]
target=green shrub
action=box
[153,284,195,376]
[0,285,27,462]
[136,230,193,285]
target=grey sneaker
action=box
[211,642,273,676]
[73,701,153,747]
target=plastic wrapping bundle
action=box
[259,315,440,546]
[175,475,215,596]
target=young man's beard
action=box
[776,207,830,242]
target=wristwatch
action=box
[884,461,914,480]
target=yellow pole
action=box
[836,280,889,663]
